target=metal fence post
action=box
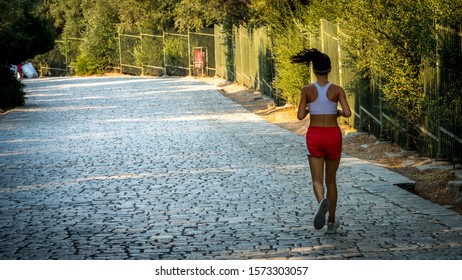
[436,43,443,159]
[140,33,144,76]
[63,37,69,75]
[187,30,191,76]
[162,30,167,76]
[378,83,388,141]
[118,31,122,74]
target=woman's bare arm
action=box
[297,86,309,120]
[337,87,351,118]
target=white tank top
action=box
[308,82,338,115]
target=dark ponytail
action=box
[290,48,331,74]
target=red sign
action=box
[194,49,206,69]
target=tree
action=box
[430,0,462,126]
[74,0,120,74]
[0,0,55,109]
[117,0,179,33]
[340,0,449,124]
[249,0,343,104]
[0,0,55,66]
[174,0,252,31]
[37,0,182,74]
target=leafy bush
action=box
[0,67,25,110]
[78,0,119,75]
[272,26,311,105]
[164,36,188,75]
[75,54,102,75]
[0,0,55,109]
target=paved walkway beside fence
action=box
[0,76,461,259]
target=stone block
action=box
[447,181,462,193]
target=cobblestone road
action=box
[1,76,461,259]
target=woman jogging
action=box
[292,48,351,234]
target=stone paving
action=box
[0,76,461,260]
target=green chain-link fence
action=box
[118,28,215,77]
[36,37,82,76]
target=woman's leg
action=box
[308,156,325,203]
[309,155,330,229]
[325,158,340,223]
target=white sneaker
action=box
[314,199,330,230]
[326,219,340,234]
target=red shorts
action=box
[306,126,342,160]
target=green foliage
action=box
[133,36,164,71]
[272,26,311,105]
[174,0,251,32]
[164,36,188,75]
[174,0,218,31]
[39,0,182,74]
[0,0,55,109]
[429,29,462,125]
[76,0,119,74]
[0,0,56,66]
[117,0,179,33]
[252,0,342,105]
[249,1,306,104]
[430,0,462,28]
[249,0,462,125]
[340,0,438,122]
[75,54,101,75]
[0,67,26,110]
